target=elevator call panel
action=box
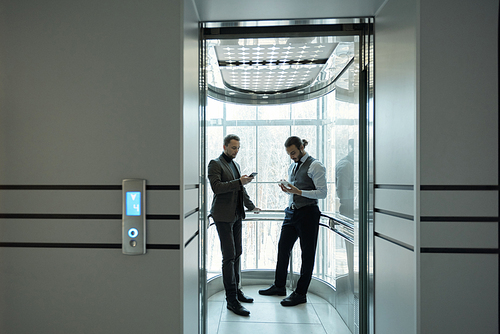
[122,179,146,255]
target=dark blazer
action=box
[208,154,255,222]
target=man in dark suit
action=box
[208,134,259,316]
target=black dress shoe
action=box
[237,289,254,303]
[258,284,287,296]
[280,291,307,306]
[226,300,250,316]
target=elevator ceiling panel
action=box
[206,36,355,105]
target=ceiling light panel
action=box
[214,37,337,94]
[205,34,356,105]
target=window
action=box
[206,60,359,286]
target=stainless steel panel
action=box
[0,0,181,186]
[374,188,414,216]
[419,0,498,186]
[0,219,181,245]
[0,189,180,215]
[375,212,414,247]
[374,0,417,186]
[183,214,199,244]
[0,248,182,334]
[420,253,499,334]
[183,235,199,334]
[374,236,416,334]
[420,190,498,217]
[184,188,199,214]
[420,221,498,249]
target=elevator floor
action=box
[208,285,351,334]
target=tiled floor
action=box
[208,285,352,334]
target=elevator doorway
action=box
[199,19,374,334]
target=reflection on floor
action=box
[208,285,351,334]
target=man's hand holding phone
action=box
[279,179,302,195]
[241,172,257,185]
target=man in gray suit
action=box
[208,134,259,316]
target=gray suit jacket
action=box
[208,154,255,222]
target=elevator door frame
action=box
[199,18,374,334]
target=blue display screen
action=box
[126,192,141,216]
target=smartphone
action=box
[249,172,258,177]
[279,180,292,188]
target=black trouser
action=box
[215,216,242,302]
[274,205,320,295]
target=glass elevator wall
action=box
[200,19,372,334]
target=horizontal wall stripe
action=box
[0,214,180,220]
[421,247,499,254]
[375,184,414,190]
[0,242,180,250]
[0,214,121,219]
[375,232,414,251]
[0,185,122,190]
[148,244,181,250]
[5,213,490,223]
[375,185,500,191]
[374,208,413,221]
[0,185,180,190]
[421,185,499,191]
[420,216,499,222]
[0,242,122,249]
[148,215,181,220]
[184,184,199,190]
[184,231,199,248]
[147,185,180,191]
[184,208,199,219]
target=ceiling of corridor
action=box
[193,0,384,22]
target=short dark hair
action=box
[224,134,240,146]
[284,136,308,149]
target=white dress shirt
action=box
[288,152,327,204]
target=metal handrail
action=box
[207,210,354,243]
[206,209,354,291]
[320,212,354,230]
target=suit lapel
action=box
[219,154,237,179]
[234,161,241,177]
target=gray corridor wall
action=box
[0,0,188,333]
[418,0,499,333]
[375,0,499,333]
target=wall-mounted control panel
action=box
[122,179,146,255]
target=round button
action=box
[130,240,137,247]
[128,228,139,238]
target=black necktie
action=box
[293,160,302,176]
